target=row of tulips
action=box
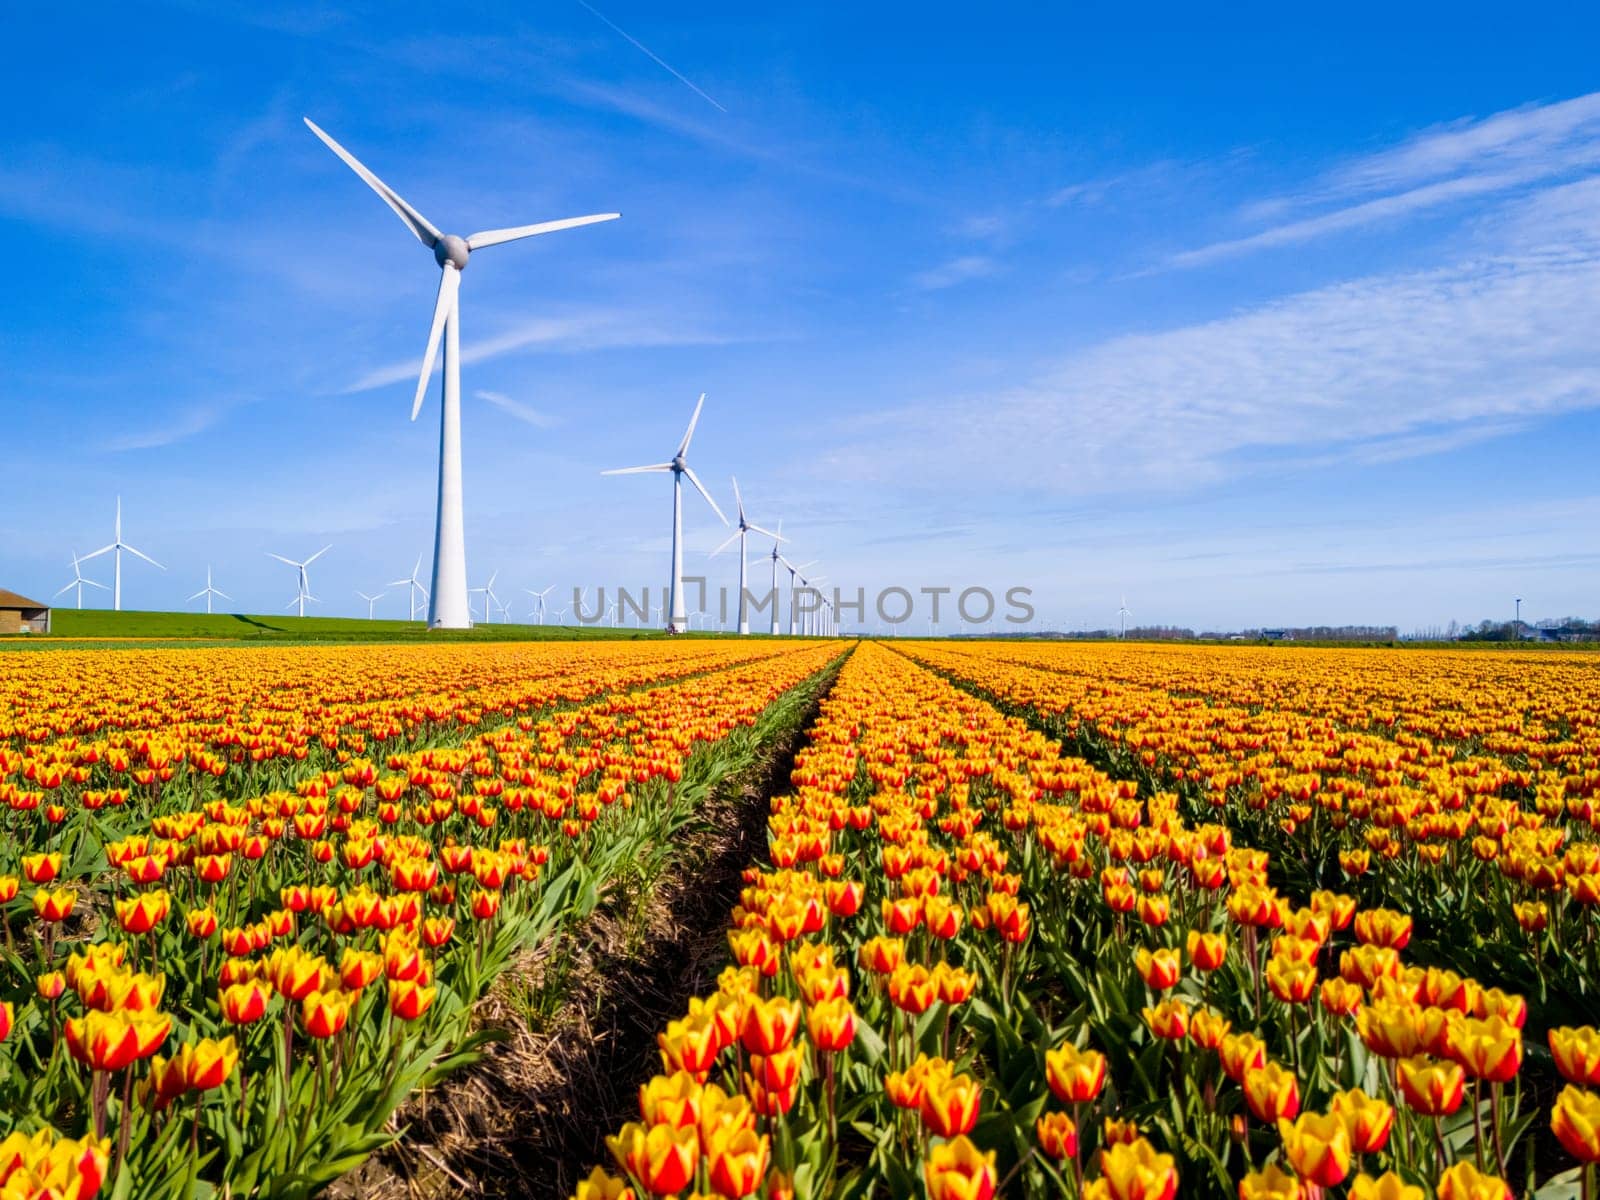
[583,640,1599,1200]
[0,640,842,1199]
[906,640,1600,1025]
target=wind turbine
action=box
[552,605,570,624]
[1119,596,1132,639]
[55,553,108,610]
[187,565,230,614]
[267,546,330,618]
[525,585,555,623]
[305,118,618,630]
[778,557,816,636]
[712,478,783,636]
[356,590,386,620]
[389,554,430,622]
[602,393,728,633]
[81,497,163,611]
[468,570,502,625]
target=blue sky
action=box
[3,2,1599,632]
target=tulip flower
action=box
[1266,958,1317,1005]
[1098,1137,1179,1200]
[1135,947,1182,990]
[1350,1172,1424,1200]
[571,1166,635,1200]
[607,1121,697,1196]
[806,996,857,1053]
[1244,1063,1301,1122]
[1045,1042,1107,1103]
[658,1012,720,1077]
[1143,998,1190,1041]
[923,1135,998,1200]
[1036,1111,1079,1160]
[1221,1033,1269,1083]
[220,980,271,1025]
[1448,1015,1522,1082]
[739,995,800,1055]
[302,989,352,1039]
[1397,1055,1465,1116]
[1320,978,1363,1017]
[1277,1111,1351,1186]
[1550,1026,1600,1086]
[707,1128,769,1198]
[179,1036,239,1091]
[920,1071,982,1138]
[1238,1163,1301,1200]
[1331,1088,1394,1154]
[1435,1162,1512,1200]
[1550,1085,1600,1164]
[1187,929,1228,971]
[1190,1009,1231,1051]
[32,888,76,922]
[388,978,436,1021]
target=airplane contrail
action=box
[576,0,728,114]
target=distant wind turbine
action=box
[81,497,164,611]
[389,554,430,622]
[1119,596,1132,638]
[305,117,619,629]
[711,477,783,636]
[779,557,816,636]
[55,553,108,610]
[187,565,230,614]
[468,570,502,624]
[525,585,555,623]
[356,590,386,620]
[268,546,331,618]
[602,393,728,633]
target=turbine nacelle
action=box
[433,235,470,270]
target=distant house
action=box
[0,590,51,634]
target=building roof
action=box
[0,589,49,610]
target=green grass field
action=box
[0,608,675,650]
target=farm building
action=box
[0,590,51,634]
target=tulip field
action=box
[580,641,1600,1200]
[3,639,1600,1200]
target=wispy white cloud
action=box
[100,406,220,452]
[829,178,1600,494]
[911,255,999,291]
[475,389,558,428]
[1170,91,1600,268]
[343,311,739,393]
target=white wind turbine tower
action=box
[764,520,787,636]
[55,553,108,610]
[778,557,816,636]
[389,554,430,622]
[525,585,555,623]
[602,394,728,633]
[356,589,386,619]
[712,478,783,636]
[305,118,618,630]
[468,570,502,624]
[267,546,331,618]
[1119,596,1132,639]
[81,497,164,611]
[187,565,230,614]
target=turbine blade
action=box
[84,579,108,590]
[746,524,783,540]
[187,589,206,601]
[466,213,620,251]
[125,545,164,569]
[731,475,744,521]
[710,529,742,557]
[81,544,114,561]
[677,392,706,457]
[215,588,231,600]
[305,545,333,565]
[267,553,298,566]
[54,581,76,597]
[303,118,441,248]
[601,463,674,475]
[682,466,728,525]
[412,266,460,421]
